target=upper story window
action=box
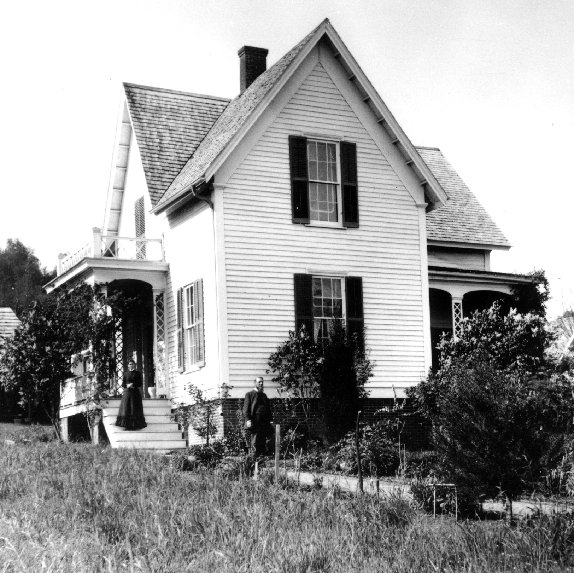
[307,140,340,224]
[289,136,359,228]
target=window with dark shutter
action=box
[295,274,364,345]
[180,279,206,370]
[290,136,359,228]
[289,136,310,224]
[345,276,364,345]
[176,288,184,371]
[341,142,359,228]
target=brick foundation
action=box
[220,397,430,450]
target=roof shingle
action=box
[124,83,230,206]
[420,147,510,248]
[154,20,325,210]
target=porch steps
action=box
[102,399,186,452]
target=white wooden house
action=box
[47,19,532,447]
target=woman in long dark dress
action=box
[115,359,147,430]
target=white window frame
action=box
[312,275,346,343]
[182,281,204,370]
[307,139,343,227]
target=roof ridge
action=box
[123,82,231,102]
[415,145,441,151]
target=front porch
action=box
[49,227,182,449]
[428,266,534,367]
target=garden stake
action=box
[275,424,281,484]
[355,410,363,494]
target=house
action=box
[0,308,20,340]
[47,19,532,446]
[0,307,21,422]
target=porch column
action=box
[452,296,463,339]
[60,416,69,443]
[153,289,168,398]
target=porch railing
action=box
[60,374,122,409]
[58,227,164,275]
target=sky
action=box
[1,0,572,318]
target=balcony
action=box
[46,227,168,293]
[57,227,164,276]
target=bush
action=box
[403,450,439,480]
[332,421,400,477]
[187,441,226,468]
[410,479,481,518]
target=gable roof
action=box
[420,147,510,249]
[124,83,230,206]
[153,21,324,211]
[0,308,20,339]
[152,18,447,213]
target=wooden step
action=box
[101,400,186,451]
[115,440,186,450]
[112,431,184,442]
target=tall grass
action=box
[1,442,574,572]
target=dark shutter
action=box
[176,288,184,370]
[294,274,313,335]
[289,136,309,224]
[345,276,364,345]
[195,279,205,365]
[341,142,359,228]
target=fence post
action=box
[275,424,281,485]
[355,410,363,494]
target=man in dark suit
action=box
[243,376,273,458]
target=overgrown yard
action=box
[1,440,574,572]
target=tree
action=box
[0,239,55,317]
[268,321,372,442]
[408,303,573,514]
[0,284,130,436]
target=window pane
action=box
[317,142,327,162]
[327,143,336,162]
[307,141,317,160]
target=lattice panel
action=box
[113,315,124,395]
[453,301,463,339]
[154,292,166,392]
[135,196,146,259]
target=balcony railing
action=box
[58,227,164,275]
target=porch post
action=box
[60,416,69,443]
[152,289,168,398]
[452,297,463,339]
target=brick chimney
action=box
[238,46,268,93]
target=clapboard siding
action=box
[427,246,488,271]
[164,201,220,404]
[221,60,426,397]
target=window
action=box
[313,276,343,342]
[289,136,359,227]
[176,279,205,370]
[294,274,364,344]
[307,140,339,223]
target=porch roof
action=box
[429,266,533,286]
[45,258,169,293]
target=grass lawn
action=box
[1,437,574,572]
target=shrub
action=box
[268,322,373,443]
[403,450,439,480]
[187,441,226,468]
[410,479,481,518]
[332,421,400,477]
